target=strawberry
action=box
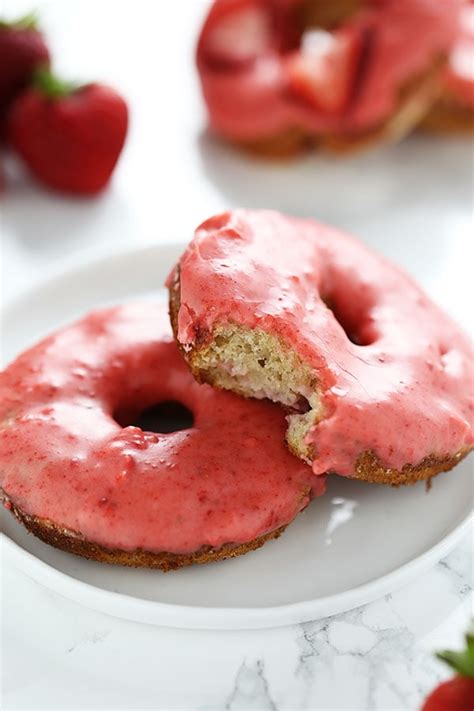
[422,625,474,711]
[286,27,363,114]
[8,68,128,194]
[200,0,272,69]
[0,12,50,134]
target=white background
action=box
[1,1,473,709]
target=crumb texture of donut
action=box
[170,209,474,484]
[170,291,323,463]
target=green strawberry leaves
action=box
[0,11,39,31]
[437,623,474,679]
[34,67,80,99]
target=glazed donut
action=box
[169,210,474,486]
[197,0,461,156]
[421,1,474,134]
[0,302,324,570]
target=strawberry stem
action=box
[0,11,39,31]
[34,67,80,99]
[436,623,474,679]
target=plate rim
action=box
[3,514,472,630]
[2,243,473,629]
[1,240,176,310]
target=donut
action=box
[0,302,324,570]
[421,1,474,134]
[168,210,474,486]
[196,0,461,156]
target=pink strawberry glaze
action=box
[197,0,461,140]
[172,210,474,478]
[0,302,323,554]
[444,2,474,107]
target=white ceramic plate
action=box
[1,244,472,630]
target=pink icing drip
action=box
[173,210,474,477]
[0,303,321,553]
[197,0,461,140]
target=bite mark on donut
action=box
[208,325,324,462]
[169,284,323,463]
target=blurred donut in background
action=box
[197,0,463,156]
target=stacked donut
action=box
[1,211,473,569]
[197,0,473,156]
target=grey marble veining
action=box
[3,533,471,711]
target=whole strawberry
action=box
[8,68,128,194]
[0,12,50,134]
[422,625,474,711]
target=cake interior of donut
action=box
[190,324,324,462]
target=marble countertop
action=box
[3,533,472,710]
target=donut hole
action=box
[321,293,376,346]
[115,401,194,434]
